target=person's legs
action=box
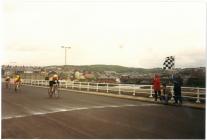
[173,93,178,104]
[158,90,162,101]
[154,91,158,101]
[164,94,168,104]
[178,93,182,104]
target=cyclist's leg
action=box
[52,85,56,97]
[5,81,8,89]
[17,82,21,92]
[48,81,53,97]
[49,86,53,97]
[16,82,19,91]
[14,82,17,92]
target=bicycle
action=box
[48,83,59,98]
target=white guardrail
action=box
[19,79,206,104]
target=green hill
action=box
[49,64,163,74]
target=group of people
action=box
[5,75,22,91]
[5,74,60,95]
[5,73,183,103]
[152,74,183,105]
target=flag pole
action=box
[172,56,175,80]
[172,56,176,100]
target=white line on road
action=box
[2,103,159,120]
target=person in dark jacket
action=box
[152,74,161,101]
[173,75,183,104]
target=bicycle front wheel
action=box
[54,88,59,98]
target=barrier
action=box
[19,79,206,104]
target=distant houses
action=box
[1,65,205,87]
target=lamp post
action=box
[61,46,71,66]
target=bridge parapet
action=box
[18,79,206,104]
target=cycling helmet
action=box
[53,74,58,78]
[53,74,58,80]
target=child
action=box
[162,83,172,105]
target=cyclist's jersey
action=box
[53,79,59,85]
[14,77,21,83]
[49,77,59,87]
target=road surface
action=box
[2,84,205,139]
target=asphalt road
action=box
[2,84,205,139]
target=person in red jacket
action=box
[152,74,161,101]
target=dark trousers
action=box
[154,90,161,101]
[174,93,182,104]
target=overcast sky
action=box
[1,0,206,68]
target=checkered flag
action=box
[163,56,175,70]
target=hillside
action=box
[46,64,163,74]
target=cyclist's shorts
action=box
[49,81,53,87]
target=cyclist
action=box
[5,76,11,89]
[14,75,22,92]
[48,74,59,97]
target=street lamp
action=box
[61,46,71,66]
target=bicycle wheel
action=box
[54,87,59,98]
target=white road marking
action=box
[2,103,159,120]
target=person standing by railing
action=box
[152,74,161,101]
[161,83,172,105]
[173,75,183,105]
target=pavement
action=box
[2,84,205,139]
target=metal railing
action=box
[20,79,205,104]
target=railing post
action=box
[170,86,174,100]
[72,81,74,89]
[79,82,81,90]
[196,87,201,103]
[66,81,68,88]
[106,83,109,93]
[37,80,39,86]
[96,83,99,92]
[133,84,136,96]
[87,82,90,91]
[149,85,153,97]
[118,84,121,95]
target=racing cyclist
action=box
[48,74,59,97]
[5,76,11,89]
[14,75,22,92]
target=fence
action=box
[20,79,205,104]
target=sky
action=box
[1,0,206,68]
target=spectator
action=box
[161,83,172,105]
[152,74,161,101]
[173,75,183,105]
